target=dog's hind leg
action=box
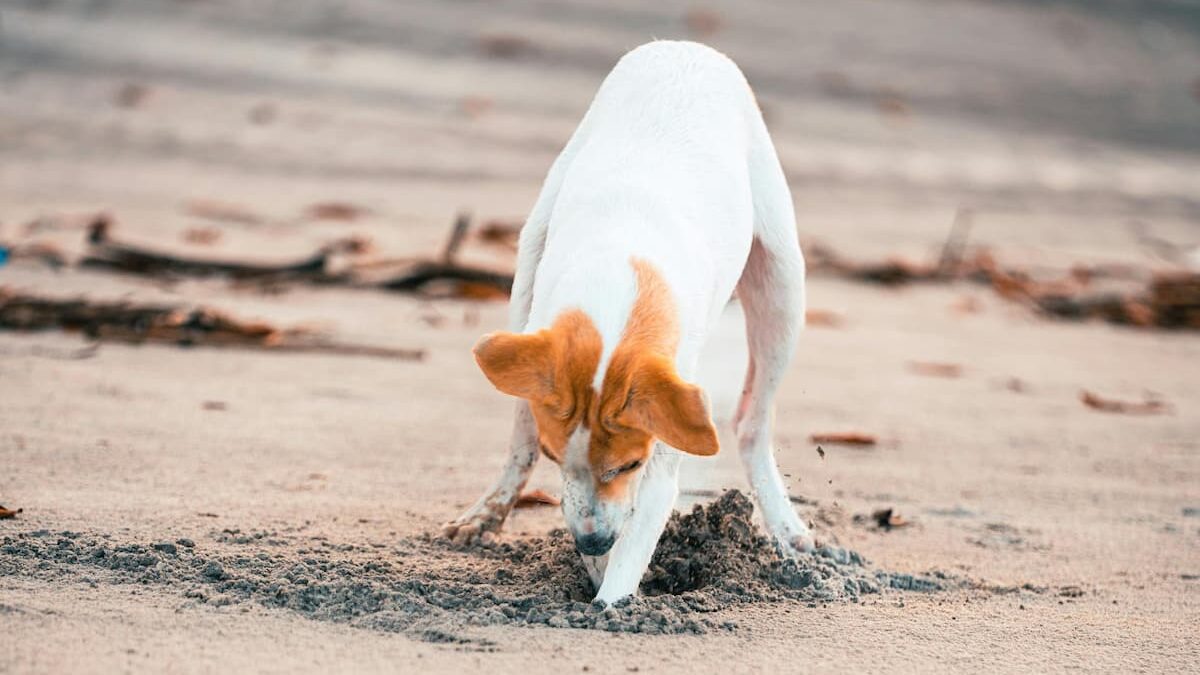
[731,121,815,556]
[442,128,585,544]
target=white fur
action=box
[444,40,813,602]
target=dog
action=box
[443,40,813,604]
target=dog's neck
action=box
[595,258,678,391]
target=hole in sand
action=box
[1,491,950,645]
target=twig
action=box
[809,432,877,447]
[1080,390,1170,415]
[936,208,973,278]
[441,212,472,264]
[380,262,513,295]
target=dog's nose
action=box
[574,532,615,556]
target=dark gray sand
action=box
[0,492,949,645]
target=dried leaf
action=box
[908,361,962,378]
[805,309,843,328]
[184,200,264,226]
[877,93,909,118]
[306,202,368,222]
[1080,390,1170,415]
[951,295,982,314]
[870,508,909,530]
[115,82,151,108]
[1003,377,1028,393]
[183,227,222,246]
[514,489,560,508]
[477,220,522,251]
[461,96,494,119]
[248,102,277,125]
[478,33,534,59]
[684,8,723,37]
[809,432,877,447]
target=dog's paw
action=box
[775,531,816,558]
[440,507,505,546]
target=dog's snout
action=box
[574,532,615,556]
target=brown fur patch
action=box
[589,260,719,498]
[473,259,718,495]
[473,309,602,460]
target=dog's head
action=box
[472,261,718,556]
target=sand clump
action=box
[0,491,945,644]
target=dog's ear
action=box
[473,310,603,412]
[616,356,719,456]
[473,331,555,402]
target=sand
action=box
[4,491,952,644]
[2,0,1199,673]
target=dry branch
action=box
[810,233,1200,331]
[377,213,514,298]
[0,288,424,361]
[82,215,342,281]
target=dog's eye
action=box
[617,459,642,474]
[599,459,643,484]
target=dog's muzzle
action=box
[574,532,615,556]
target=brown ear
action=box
[617,357,719,456]
[472,331,555,402]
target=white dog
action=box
[444,40,813,604]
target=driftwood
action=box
[809,229,1200,331]
[0,288,424,361]
[806,241,940,286]
[28,213,517,299]
[82,215,343,281]
[381,263,513,296]
[968,253,1199,330]
[807,209,973,285]
[376,212,515,298]
[15,209,1195,327]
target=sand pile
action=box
[0,491,945,644]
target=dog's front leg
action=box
[593,449,680,605]
[442,402,538,544]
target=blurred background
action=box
[3,0,1199,263]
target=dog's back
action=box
[528,41,769,369]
